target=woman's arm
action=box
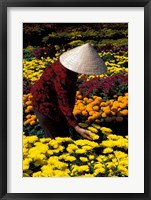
[52,62,91,139]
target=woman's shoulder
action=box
[52,60,67,73]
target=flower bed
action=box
[23,127,128,177]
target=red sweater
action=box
[31,60,78,127]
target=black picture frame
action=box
[0,0,151,199]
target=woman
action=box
[31,43,107,139]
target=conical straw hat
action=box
[59,43,107,75]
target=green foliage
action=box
[42,36,50,44]
[46,27,127,41]
[23,48,35,61]
[100,28,128,38]
[68,40,85,47]
[102,54,115,62]
[98,38,128,47]
[23,123,45,138]
[45,29,127,44]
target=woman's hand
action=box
[74,125,92,140]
